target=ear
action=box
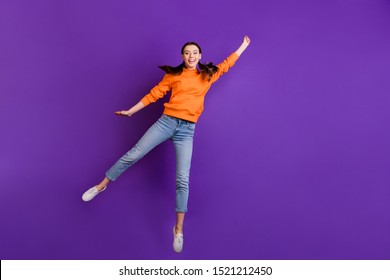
[199,54,202,60]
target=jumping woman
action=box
[82,36,251,253]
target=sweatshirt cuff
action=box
[230,52,239,62]
[140,96,151,106]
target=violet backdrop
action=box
[1,0,389,259]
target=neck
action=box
[184,66,197,71]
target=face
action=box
[182,45,202,70]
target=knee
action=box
[176,171,190,185]
[121,145,144,163]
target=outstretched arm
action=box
[115,101,145,117]
[235,35,251,57]
[115,74,171,117]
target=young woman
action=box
[82,36,251,253]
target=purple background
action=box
[1,0,390,260]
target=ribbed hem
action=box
[163,109,199,123]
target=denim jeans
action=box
[106,114,195,213]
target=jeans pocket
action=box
[185,122,196,130]
[161,114,171,121]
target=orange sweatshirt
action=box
[140,52,239,123]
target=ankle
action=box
[96,185,107,191]
[175,226,183,235]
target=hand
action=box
[235,35,251,56]
[115,110,131,117]
[242,35,251,46]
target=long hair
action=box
[158,42,219,82]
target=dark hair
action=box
[158,42,219,81]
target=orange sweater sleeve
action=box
[210,52,239,84]
[140,74,171,106]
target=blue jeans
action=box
[106,114,195,213]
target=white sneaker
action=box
[82,186,106,202]
[173,226,184,253]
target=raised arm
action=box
[209,36,251,83]
[235,35,251,57]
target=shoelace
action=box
[175,234,183,243]
[90,188,99,195]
